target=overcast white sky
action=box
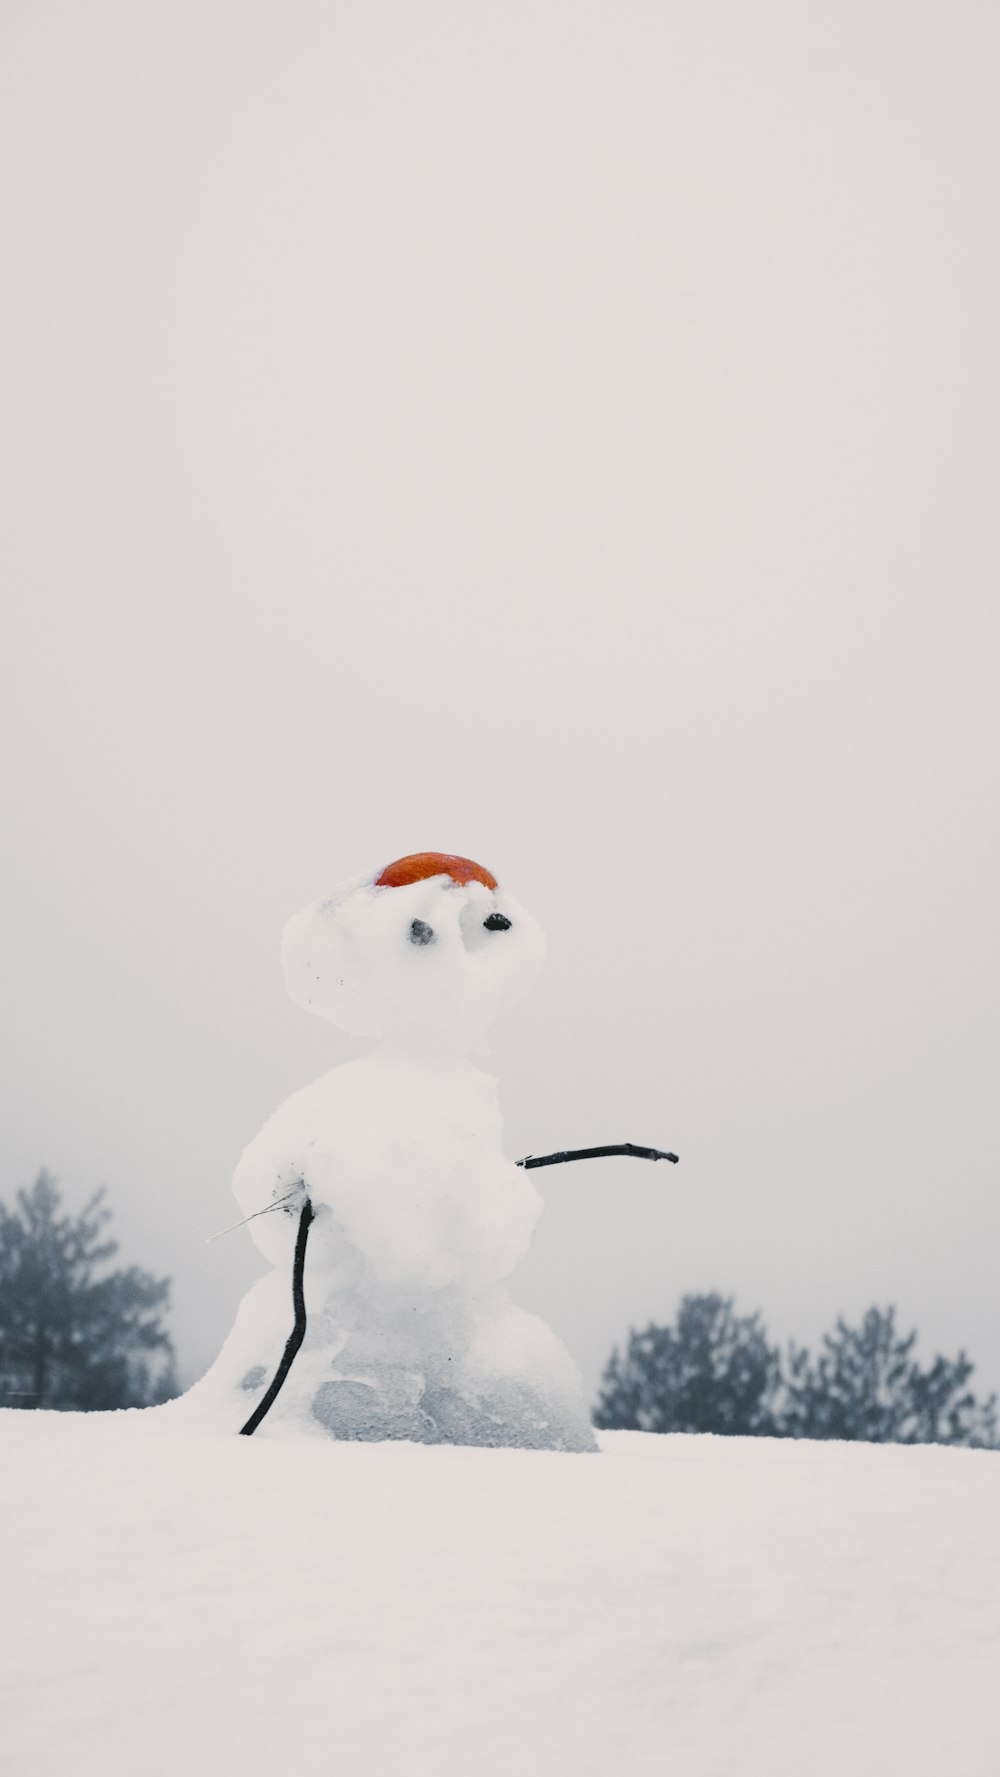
[2,1,998,1405]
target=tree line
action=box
[594,1292,998,1448]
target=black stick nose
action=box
[483,913,511,931]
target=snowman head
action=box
[282,852,546,1042]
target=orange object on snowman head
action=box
[375,852,499,892]
[283,851,542,1041]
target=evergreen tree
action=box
[595,1296,998,1449]
[0,1172,175,1411]
[780,1306,998,1448]
[594,1293,780,1435]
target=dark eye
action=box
[409,919,435,946]
[483,913,511,932]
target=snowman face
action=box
[282,857,545,1041]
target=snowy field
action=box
[4,1411,998,1777]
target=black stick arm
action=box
[240,1196,315,1437]
[516,1142,678,1170]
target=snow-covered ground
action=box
[4,1411,998,1777]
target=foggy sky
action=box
[2,1,998,1405]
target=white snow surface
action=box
[3,1410,998,1777]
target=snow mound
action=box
[3,1410,998,1777]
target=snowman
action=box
[184,852,606,1450]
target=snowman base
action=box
[311,1369,597,1452]
[226,1197,598,1452]
[226,1281,599,1452]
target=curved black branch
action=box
[240,1197,315,1437]
[517,1142,679,1170]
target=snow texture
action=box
[4,1410,998,1777]
[180,862,596,1451]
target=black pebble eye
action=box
[483,913,512,932]
[409,919,435,946]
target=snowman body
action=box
[185,855,597,1451]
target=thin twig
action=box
[206,1188,302,1244]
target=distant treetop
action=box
[0,1171,176,1412]
[595,1294,997,1449]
